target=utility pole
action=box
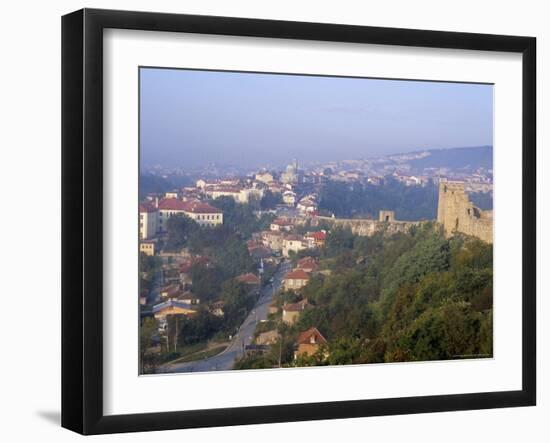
[278,337,282,368]
[174,315,179,352]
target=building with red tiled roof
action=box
[203,184,265,204]
[282,298,310,325]
[283,269,311,291]
[158,198,189,211]
[157,198,223,230]
[305,231,327,248]
[294,327,327,359]
[248,244,272,260]
[282,235,307,257]
[296,256,319,273]
[270,218,294,232]
[235,273,261,285]
[261,230,284,252]
[139,202,157,213]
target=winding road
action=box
[161,260,291,373]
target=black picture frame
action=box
[62,8,536,435]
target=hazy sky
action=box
[140,68,493,169]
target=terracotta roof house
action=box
[296,256,319,273]
[270,218,294,232]
[282,235,307,257]
[158,197,189,211]
[139,201,157,213]
[248,244,272,260]
[283,269,310,291]
[294,327,327,359]
[305,231,327,247]
[157,198,223,229]
[282,298,310,325]
[235,273,261,285]
[261,230,284,252]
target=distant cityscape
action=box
[141,144,493,198]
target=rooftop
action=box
[236,273,261,285]
[158,198,222,214]
[152,299,196,313]
[296,327,327,345]
[306,231,327,241]
[139,202,157,213]
[284,269,311,280]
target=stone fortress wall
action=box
[309,181,492,243]
[313,211,421,237]
[437,180,493,244]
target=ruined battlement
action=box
[313,211,422,237]
[310,183,492,243]
[437,181,493,244]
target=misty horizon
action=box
[140,68,493,170]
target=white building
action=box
[282,190,297,206]
[270,218,294,232]
[204,185,264,204]
[157,198,223,230]
[282,235,307,257]
[139,202,158,240]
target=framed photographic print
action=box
[61,8,536,435]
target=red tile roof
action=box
[185,201,222,214]
[296,327,327,345]
[158,198,189,211]
[158,198,222,214]
[284,269,310,281]
[297,257,318,271]
[306,231,327,241]
[297,256,316,266]
[139,202,157,213]
[236,273,260,285]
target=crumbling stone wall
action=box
[314,211,421,237]
[437,181,493,244]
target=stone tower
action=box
[437,181,493,243]
[379,210,395,222]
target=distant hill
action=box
[408,145,493,171]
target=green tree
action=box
[164,214,199,251]
[140,317,159,374]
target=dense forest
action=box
[319,178,492,220]
[237,224,493,369]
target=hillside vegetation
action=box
[238,224,493,369]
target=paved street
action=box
[162,260,291,373]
